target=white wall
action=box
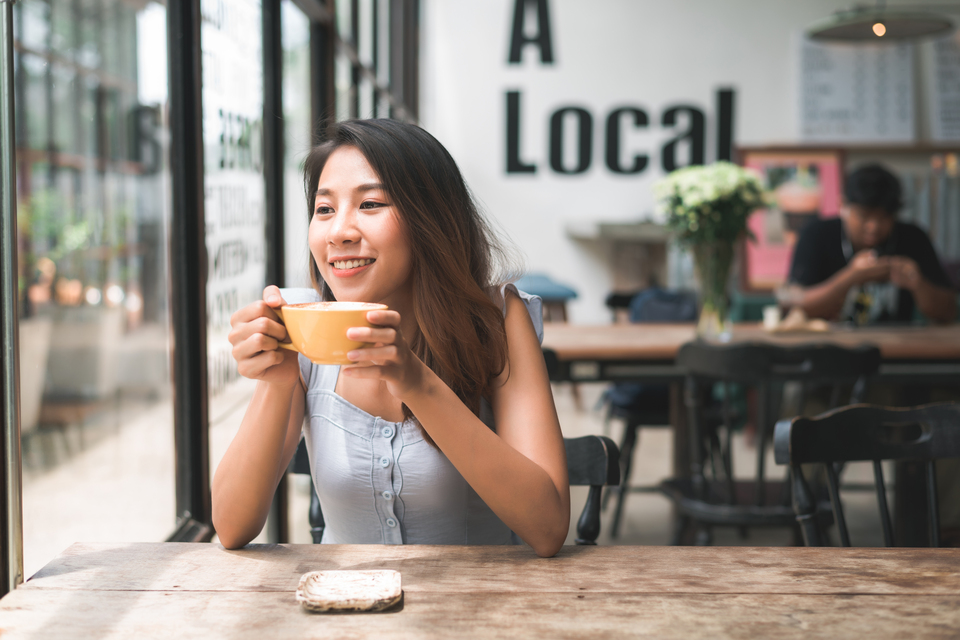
[419,0,940,322]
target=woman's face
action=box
[309,146,413,307]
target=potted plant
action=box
[654,162,766,341]
[19,190,126,401]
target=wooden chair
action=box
[599,288,698,538]
[774,402,960,547]
[288,434,620,545]
[660,341,881,545]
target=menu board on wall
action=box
[800,39,914,142]
[930,35,960,141]
[201,0,266,395]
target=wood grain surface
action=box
[2,543,959,638]
[1,588,959,639]
[541,323,960,361]
[18,543,960,595]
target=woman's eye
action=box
[315,206,334,215]
[359,201,387,210]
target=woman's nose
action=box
[328,210,362,244]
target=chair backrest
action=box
[774,402,960,547]
[564,435,621,545]
[629,288,698,324]
[677,341,882,385]
[676,340,882,510]
[289,435,621,546]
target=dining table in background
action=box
[0,542,958,638]
[541,322,960,383]
[541,322,960,546]
[542,321,960,468]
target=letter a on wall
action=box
[508,0,554,64]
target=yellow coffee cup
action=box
[276,301,388,365]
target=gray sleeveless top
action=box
[280,286,543,545]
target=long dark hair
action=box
[303,119,514,420]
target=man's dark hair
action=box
[844,164,902,216]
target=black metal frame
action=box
[166,0,212,543]
[1,0,22,596]
[262,0,288,544]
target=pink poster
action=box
[740,149,843,291]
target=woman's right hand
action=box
[228,285,300,387]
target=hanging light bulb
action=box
[808,9,953,41]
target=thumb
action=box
[263,285,287,308]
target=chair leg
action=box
[609,422,638,539]
[694,526,713,546]
[309,484,325,544]
[671,515,693,546]
[575,485,603,545]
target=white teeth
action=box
[333,258,374,270]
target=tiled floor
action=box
[20,377,887,580]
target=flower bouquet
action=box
[654,161,766,340]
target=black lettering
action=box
[507,0,554,64]
[661,105,705,171]
[605,107,648,174]
[716,88,735,162]
[506,91,537,174]
[549,107,592,174]
[130,105,161,174]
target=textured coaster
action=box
[296,570,403,613]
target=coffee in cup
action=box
[276,301,388,365]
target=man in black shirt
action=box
[787,164,956,324]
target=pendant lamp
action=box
[808,5,955,41]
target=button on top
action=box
[382,491,393,500]
[382,426,394,438]
[386,518,397,528]
[379,456,391,468]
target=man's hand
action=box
[889,256,922,292]
[847,250,891,285]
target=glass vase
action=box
[691,241,735,342]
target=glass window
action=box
[16,0,175,579]
[282,0,312,291]
[200,0,267,542]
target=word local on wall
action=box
[505,0,735,176]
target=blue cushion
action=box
[628,288,698,323]
[514,273,578,301]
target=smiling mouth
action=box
[332,258,375,270]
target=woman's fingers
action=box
[263,285,287,308]
[347,344,398,363]
[236,349,286,379]
[341,364,385,379]
[228,314,288,347]
[346,326,397,343]
[231,299,281,327]
[232,332,281,361]
[365,309,401,327]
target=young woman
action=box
[212,119,570,557]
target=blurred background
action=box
[7,0,960,577]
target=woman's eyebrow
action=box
[315,183,385,197]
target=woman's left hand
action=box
[343,309,428,399]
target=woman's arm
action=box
[211,287,307,549]
[343,291,570,557]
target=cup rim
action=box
[281,301,389,312]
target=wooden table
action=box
[0,543,958,638]
[542,322,960,383]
